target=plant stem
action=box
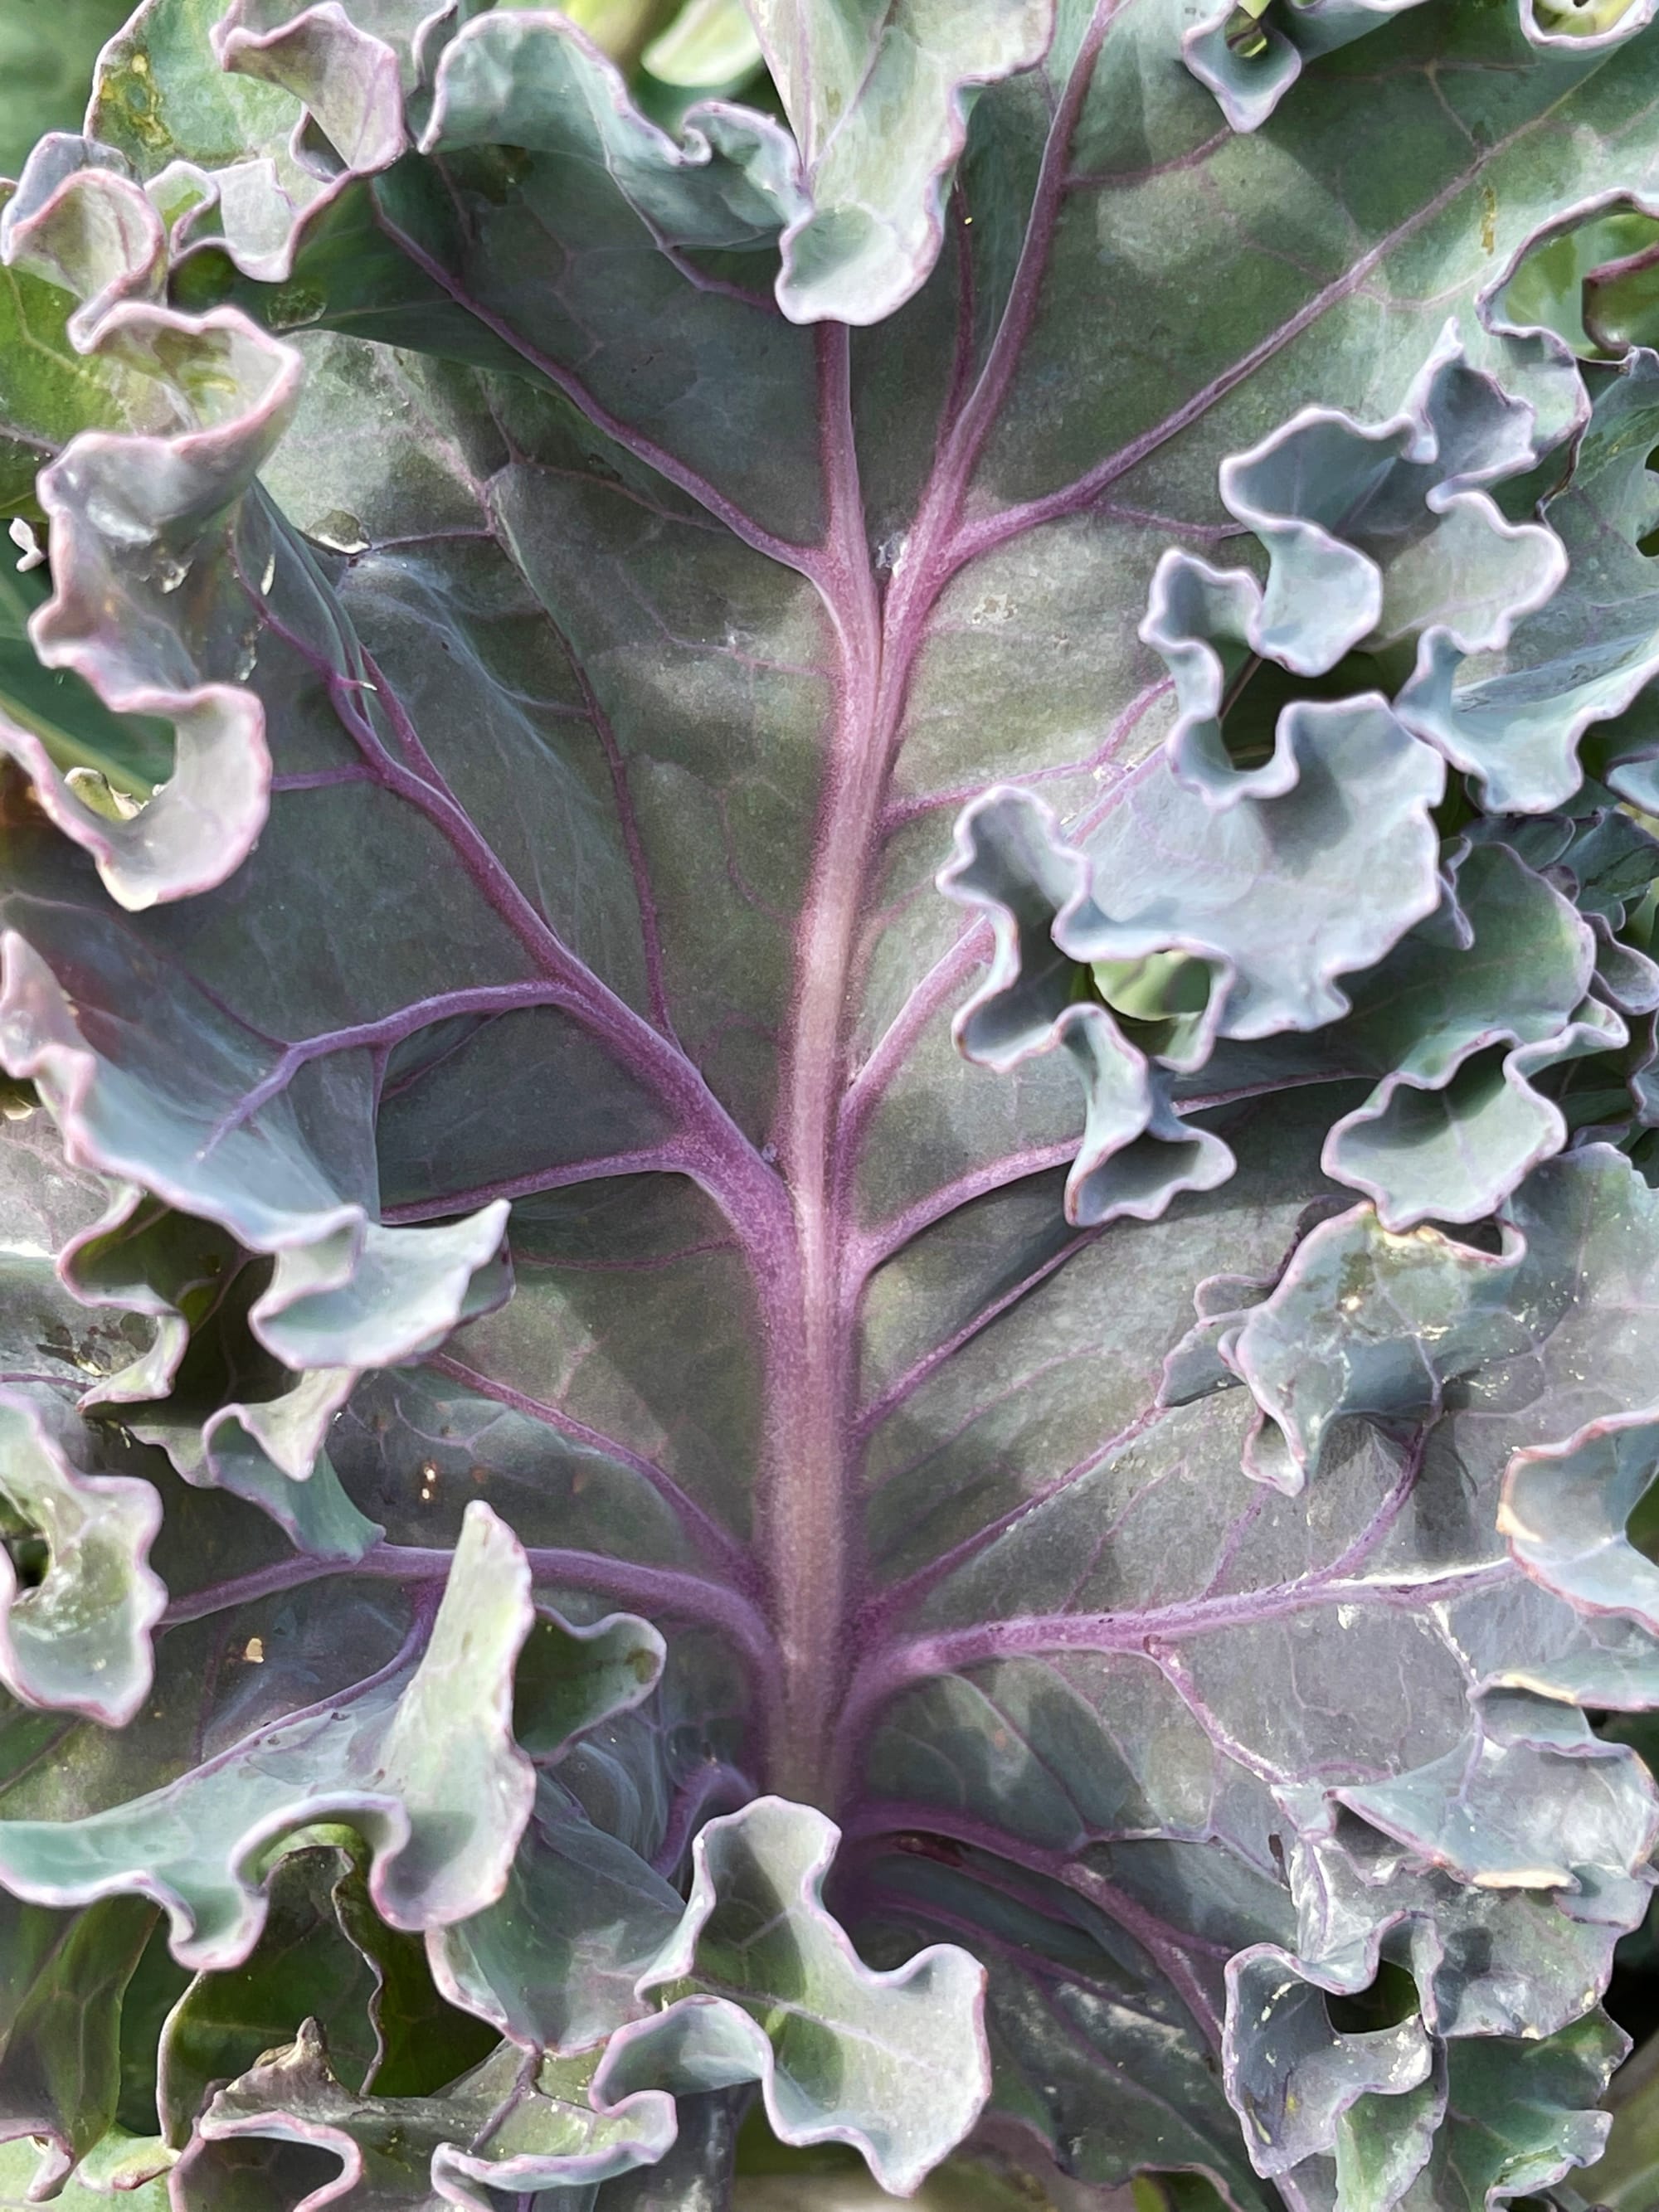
[759,324,883,1801]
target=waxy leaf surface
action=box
[7,0,1659,2206]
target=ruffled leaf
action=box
[940,686,1445,1224]
[1224,1945,1433,2180]
[0,150,306,907]
[0,1383,165,1726]
[1184,0,1656,132]
[429,1607,682,2057]
[1398,347,1659,814]
[745,0,1052,323]
[158,1844,384,2146]
[1181,0,1438,135]
[1319,839,1603,1227]
[1215,329,1560,682]
[1,2,1659,2204]
[1224,1146,1659,1492]
[596,1796,990,2196]
[1337,1690,1659,1895]
[0,927,507,1549]
[1282,1782,1649,2046]
[173,2020,676,2210]
[1392,2013,1626,2210]
[421,9,807,264]
[0,1503,535,1967]
[431,1776,686,2059]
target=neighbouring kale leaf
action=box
[0,0,135,184]
[7,1,1659,2208]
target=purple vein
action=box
[380,1145,698,1223]
[843,673,1171,1150]
[844,1801,1226,2053]
[861,1400,1169,1636]
[515,186,779,323]
[1064,125,1232,191]
[849,1142,1082,1283]
[194,984,568,1156]
[369,196,825,582]
[838,919,989,1156]
[513,1236,738,1275]
[650,1759,755,1878]
[946,75,1613,576]
[906,1562,1519,1666]
[912,0,1121,551]
[853,1223,1105,1436]
[1199,1489,1268,1602]
[248,585,788,1252]
[936,183,980,452]
[878,684,1170,831]
[426,1350,757,1592]
[271,766,377,793]
[757,321,885,1795]
[867,1344,1107,1505]
[1149,1646,1288,1788]
[856,1876,1223,2132]
[340,683,759,1211]
[805,12,1120,1237]
[159,1539,777,1681]
[839,1562,1518,1756]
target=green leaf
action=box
[1390,2013,1627,2210]
[644,0,764,90]
[1399,348,1659,814]
[159,1840,499,2144]
[431,1775,687,2057]
[1576,2032,1659,2210]
[513,1607,667,1762]
[158,1845,382,2146]
[1222,1147,1659,1492]
[0,0,134,184]
[329,1861,499,2098]
[430,1605,684,2060]
[0,2131,173,2212]
[0,1890,156,2194]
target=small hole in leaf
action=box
[1534,0,1642,32]
[1222,0,1272,56]
[1325,1958,1418,2034]
[1430,1214,1506,1257]
[1626,1470,1659,1563]
[3,1533,48,1590]
[1638,439,1659,552]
